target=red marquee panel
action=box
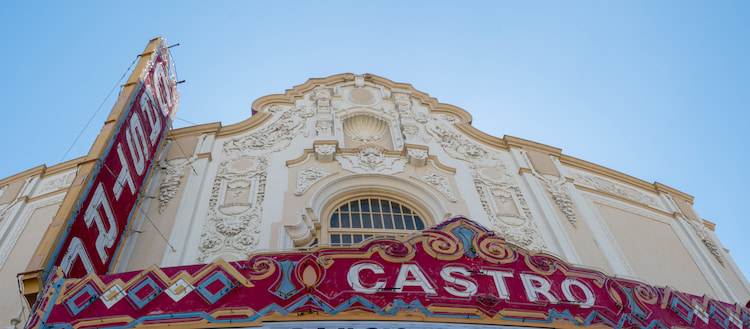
[28,218,749,329]
[50,39,178,279]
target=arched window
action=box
[327,197,426,244]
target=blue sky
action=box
[1,2,748,283]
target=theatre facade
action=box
[0,39,747,328]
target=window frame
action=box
[320,192,431,245]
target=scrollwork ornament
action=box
[244,257,277,281]
[158,170,183,213]
[605,280,654,318]
[634,283,659,305]
[421,231,462,260]
[476,233,517,264]
[359,144,384,168]
[298,105,314,118]
[377,239,416,262]
[525,253,558,276]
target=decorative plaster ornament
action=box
[315,144,336,156]
[343,114,388,144]
[199,105,316,261]
[413,170,457,202]
[223,107,309,157]
[426,121,489,162]
[337,144,407,175]
[473,171,546,251]
[312,87,334,136]
[197,155,271,262]
[35,172,75,197]
[393,91,412,114]
[658,193,722,264]
[527,169,577,227]
[314,144,337,162]
[573,173,658,207]
[295,166,336,196]
[197,157,267,262]
[424,116,544,250]
[158,163,186,214]
[316,120,333,137]
[406,148,428,167]
[158,135,205,213]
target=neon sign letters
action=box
[52,41,178,278]
[28,218,749,329]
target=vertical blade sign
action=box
[54,41,178,278]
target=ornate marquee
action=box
[27,218,749,329]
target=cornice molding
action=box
[216,112,274,138]
[43,157,82,176]
[0,165,46,186]
[566,162,694,209]
[561,155,663,194]
[504,135,563,154]
[703,219,716,232]
[167,122,221,139]
[426,155,457,174]
[453,123,510,151]
[654,182,695,203]
[575,184,673,219]
[286,150,315,167]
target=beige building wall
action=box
[0,162,77,328]
[597,203,715,296]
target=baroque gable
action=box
[195,74,551,257]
